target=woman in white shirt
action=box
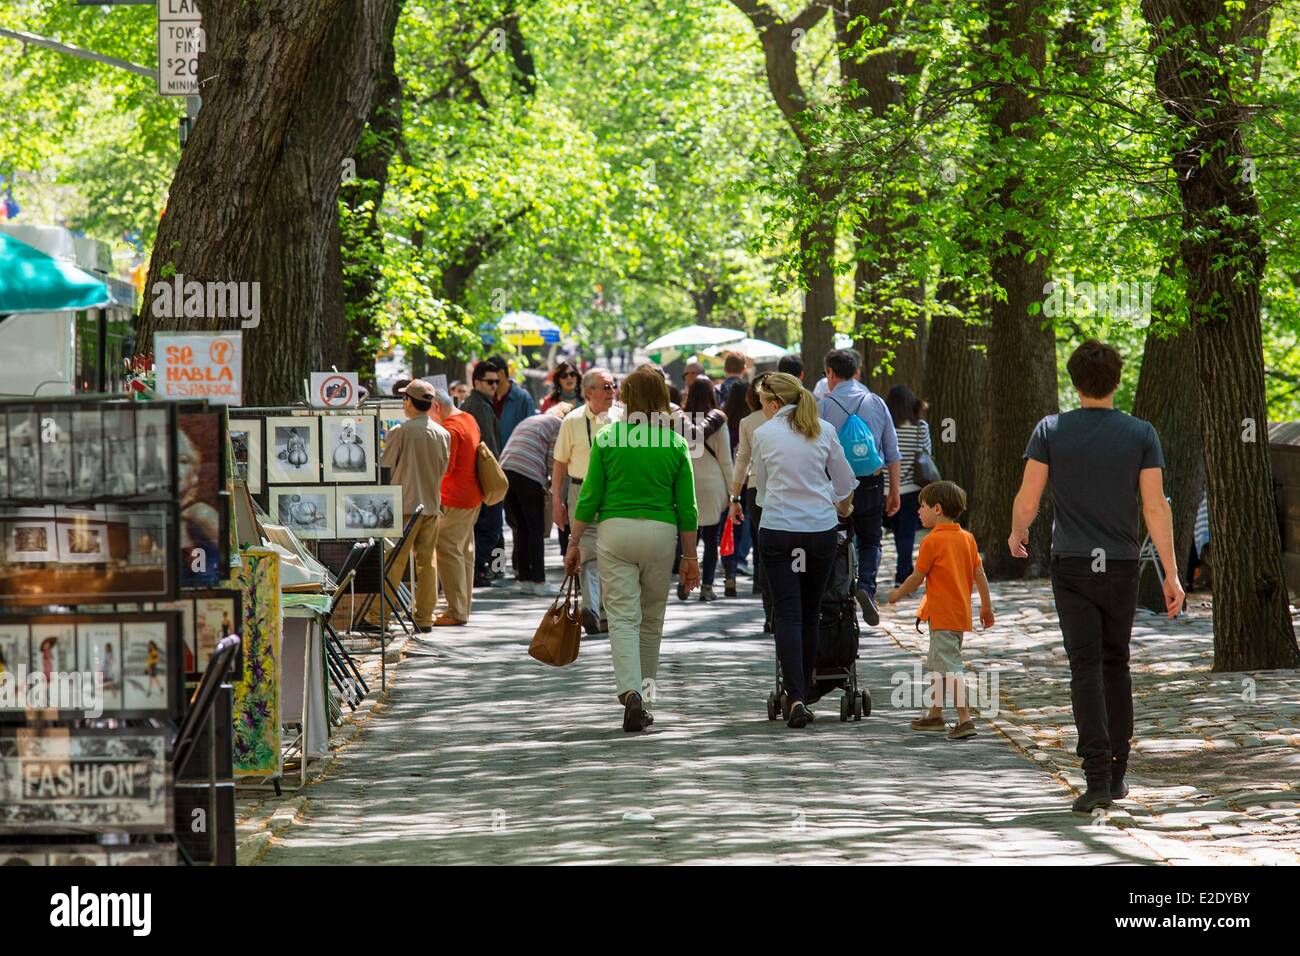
[674,377,734,601]
[743,372,857,728]
[884,385,933,585]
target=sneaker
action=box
[947,720,977,740]
[909,716,947,732]
[1072,784,1113,814]
[530,581,557,597]
[855,587,880,626]
[734,561,752,577]
[699,586,717,602]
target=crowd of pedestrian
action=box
[375,339,1181,813]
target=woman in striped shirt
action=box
[884,385,932,585]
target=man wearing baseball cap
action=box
[372,379,450,631]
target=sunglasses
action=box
[482,378,500,386]
[560,372,578,379]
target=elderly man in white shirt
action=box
[748,372,857,729]
[551,367,617,633]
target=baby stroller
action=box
[765,520,872,722]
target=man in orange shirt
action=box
[429,388,484,625]
[888,481,994,739]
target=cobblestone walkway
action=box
[254,558,1221,864]
[878,583,1300,866]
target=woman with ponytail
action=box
[747,372,857,728]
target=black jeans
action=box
[699,511,738,587]
[503,470,547,583]
[760,527,837,703]
[850,474,884,595]
[1050,556,1140,782]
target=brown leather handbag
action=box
[528,574,582,666]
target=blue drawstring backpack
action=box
[827,393,884,477]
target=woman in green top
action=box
[565,365,700,732]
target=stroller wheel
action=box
[766,693,779,721]
[780,692,791,722]
[861,690,872,718]
[839,694,850,722]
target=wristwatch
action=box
[730,495,744,504]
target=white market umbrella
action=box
[704,337,789,362]
[644,324,745,356]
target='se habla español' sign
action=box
[154,332,243,405]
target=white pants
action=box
[596,518,676,698]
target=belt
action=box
[569,477,583,486]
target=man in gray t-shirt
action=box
[1009,341,1184,814]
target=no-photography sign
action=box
[310,372,360,408]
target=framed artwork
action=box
[126,513,166,566]
[28,621,76,709]
[57,504,108,518]
[6,520,57,562]
[78,619,125,712]
[336,485,403,538]
[266,416,319,484]
[0,623,26,682]
[177,407,229,588]
[153,600,197,673]
[322,415,377,483]
[133,406,171,495]
[58,521,110,563]
[269,486,335,539]
[70,408,104,498]
[101,404,137,497]
[228,418,263,494]
[39,410,73,499]
[5,408,40,499]
[233,549,281,778]
[122,619,172,711]
[0,503,178,606]
[194,592,242,676]
[0,728,172,834]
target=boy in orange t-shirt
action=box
[887,481,994,739]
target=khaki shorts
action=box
[925,627,964,675]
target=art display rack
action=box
[0,394,239,865]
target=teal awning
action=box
[0,233,112,314]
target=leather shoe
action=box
[1072,783,1113,813]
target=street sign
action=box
[157,0,202,97]
[155,331,243,405]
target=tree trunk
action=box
[1143,0,1298,670]
[730,1,838,376]
[924,279,988,527]
[1131,261,1203,613]
[337,6,405,376]
[836,0,926,394]
[135,0,401,405]
[972,0,1058,579]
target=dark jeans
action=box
[761,527,837,703]
[885,490,921,585]
[473,501,504,579]
[503,470,547,583]
[1050,556,1140,782]
[850,474,884,595]
[734,496,753,564]
[699,511,738,587]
